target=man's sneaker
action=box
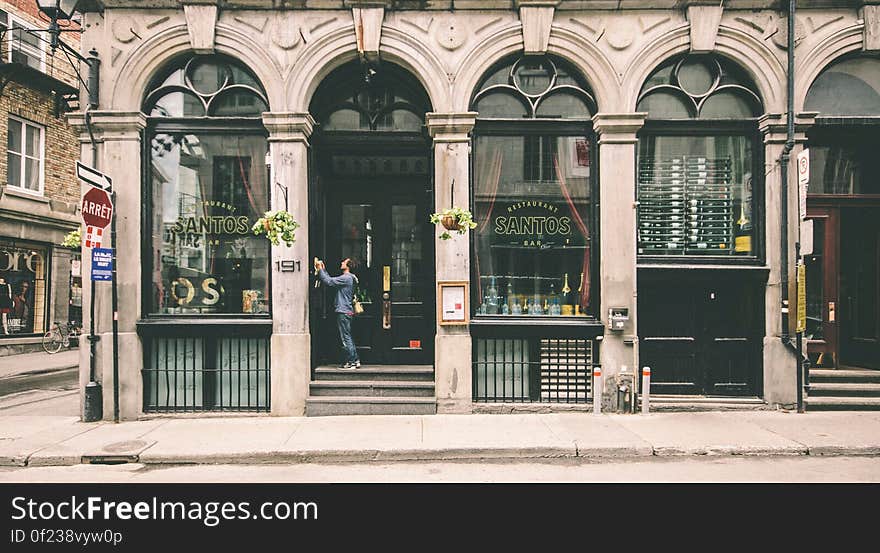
[354,360,361,368]
[339,362,356,369]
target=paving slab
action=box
[541,413,653,458]
[28,419,170,466]
[740,411,880,456]
[610,412,809,456]
[418,414,577,459]
[0,417,97,466]
[286,415,423,462]
[137,417,303,464]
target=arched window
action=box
[636,54,764,260]
[470,55,597,321]
[143,55,271,317]
[310,63,430,132]
[804,54,880,195]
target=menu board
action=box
[638,156,734,255]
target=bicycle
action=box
[42,321,80,354]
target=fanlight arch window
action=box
[143,55,269,118]
[637,55,762,119]
[311,62,431,132]
[472,55,596,119]
[805,54,880,117]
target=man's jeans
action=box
[336,313,358,363]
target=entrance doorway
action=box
[308,61,435,367]
[806,203,880,370]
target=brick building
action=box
[0,0,81,354]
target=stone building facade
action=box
[0,0,81,355]
[72,0,880,420]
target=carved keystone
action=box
[352,6,384,61]
[687,5,724,53]
[519,3,557,55]
[183,4,218,54]
[863,5,880,52]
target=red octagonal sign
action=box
[81,187,113,228]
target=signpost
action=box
[795,149,810,414]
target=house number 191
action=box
[275,260,301,272]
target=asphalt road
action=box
[0,367,78,398]
[2,456,879,482]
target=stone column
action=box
[262,112,315,416]
[591,113,646,411]
[68,111,146,421]
[758,112,816,407]
[426,112,477,414]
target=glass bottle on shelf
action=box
[548,282,559,315]
[561,273,574,315]
[506,280,515,316]
[734,202,752,254]
[575,272,585,316]
[486,276,500,315]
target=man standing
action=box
[316,257,361,369]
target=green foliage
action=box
[429,206,477,240]
[252,210,300,247]
[61,228,81,249]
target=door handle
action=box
[382,292,391,330]
[828,301,835,323]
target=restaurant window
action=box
[0,241,48,335]
[144,55,270,316]
[636,54,764,260]
[471,55,597,317]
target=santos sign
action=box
[492,201,583,248]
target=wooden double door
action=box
[311,170,435,366]
[806,202,880,369]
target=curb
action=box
[0,365,79,380]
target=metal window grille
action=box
[143,336,270,412]
[473,338,592,403]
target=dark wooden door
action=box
[840,207,880,369]
[804,206,838,367]
[639,273,762,396]
[319,181,434,365]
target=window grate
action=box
[473,337,592,403]
[143,336,270,412]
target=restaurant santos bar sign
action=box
[492,201,583,248]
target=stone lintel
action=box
[262,112,316,143]
[67,111,147,141]
[183,4,218,54]
[426,112,477,142]
[592,113,647,143]
[352,6,384,60]
[687,5,723,53]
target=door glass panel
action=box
[341,204,374,307]
[391,205,422,303]
[805,219,825,340]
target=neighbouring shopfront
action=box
[71,1,880,419]
[0,240,48,337]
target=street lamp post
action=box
[35,0,80,51]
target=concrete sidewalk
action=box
[0,350,79,380]
[2,411,880,467]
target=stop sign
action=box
[81,187,113,228]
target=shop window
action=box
[636,54,764,260]
[144,56,270,316]
[6,116,44,194]
[313,64,429,132]
[471,55,597,318]
[0,241,48,335]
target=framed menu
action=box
[438,281,468,325]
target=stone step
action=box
[305,396,437,416]
[314,365,434,382]
[805,396,880,411]
[309,380,435,398]
[807,382,880,398]
[645,395,768,412]
[809,369,880,384]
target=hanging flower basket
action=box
[61,228,81,249]
[252,210,300,247]
[430,207,476,240]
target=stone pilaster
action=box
[426,112,477,414]
[261,112,315,416]
[68,111,147,421]
[591,113,646,412]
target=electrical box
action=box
[608,307,629,331]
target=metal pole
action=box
[111,189,120,423]
[641,366,651,415]
[796,242,804,413]
[593,364,602,415]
